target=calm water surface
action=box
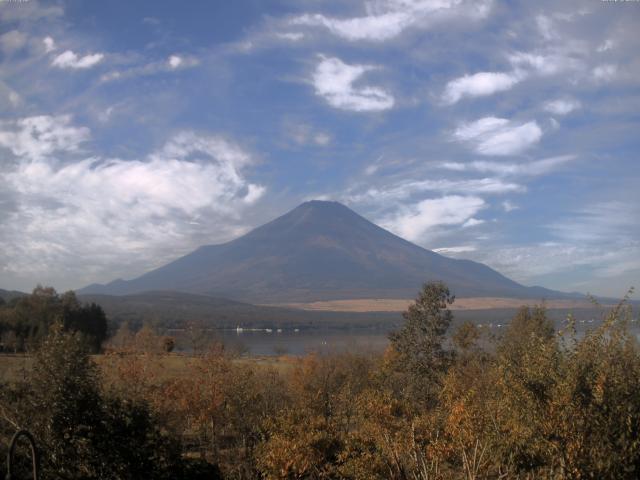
[173,319,640,356]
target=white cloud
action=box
[52,50,104,69]
[290,0,492,42]
[544,98,581,115]
[442,71,523,104]
[0,115,89,160]
[168,55,183,69]
[166,54,198,70]
[382,195,486,242]
[453,116,542,156]
[440,155,576,177]
[43,36,56,53]
[0,125,265,287]
[243,184,266,204]
[292,11,410,42]
[312,55,394,112]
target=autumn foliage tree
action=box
[1,324,219,479]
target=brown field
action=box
[270,297,604,312]
[0,353,295,384]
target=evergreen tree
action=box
[389,281,455,405]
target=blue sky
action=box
[0,0,639,297]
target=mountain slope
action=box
[79,201,571,302]
[0,288,28,302]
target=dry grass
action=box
[269,297,603,312]
[0,353,295,384]
[0,354,32,383]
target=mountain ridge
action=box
[79,200,577,302]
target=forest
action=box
[0,283,639,479]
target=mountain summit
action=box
[79,201,566,302]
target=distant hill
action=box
[0,288,27,302]
[79,200,577,303]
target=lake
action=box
[172,315,640,356]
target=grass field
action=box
[271,297,606,312]
[0,353,296,384]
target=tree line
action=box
[0,286,108,353]
[0,282,639,479]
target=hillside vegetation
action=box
[0,283,638,479]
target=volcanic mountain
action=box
[79,201,568,302]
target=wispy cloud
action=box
[0,30,28,55]
[290,0,492,42]
[453,116,542,156]
[440,155,576,177]
[462,200,640,290]
[0,115,89,160]
[312,55,394,112]
[284,120,332,147]
[508,51,582,77]
[0,1,63,22]
[592,64,617,82]
[276,32,304,42]
[348,177,522,204]
[100,54,199,82]
[543,98,581,115]
[0,83,21,109]
[433,245,477,255]
[549,201,637,244]
[502,200,518,212]
[468,241,640,291]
